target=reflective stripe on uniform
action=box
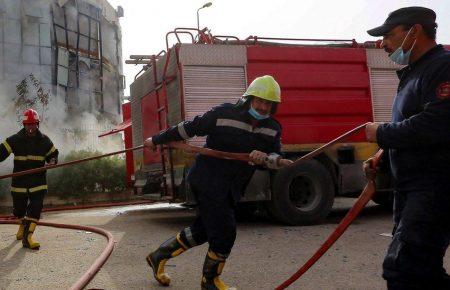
[216,118,277,137]
[14,155,45,161]
[11,187,27,193]
[2,141,12,154]
[177,123,190,140]
[11,185,48,193]
[254,127,278,137]
[45,145,56,157]
[29,185,48,192]
[216,119,253,132]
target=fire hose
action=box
[0,218,114,290]
[0,201,156,289]
[275,148,383,289]
[0,122,369,180]
[0,122,377,289]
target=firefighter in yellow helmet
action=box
[144,75,292,289]
[0,109,59,250]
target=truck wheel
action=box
[268,159,335,225]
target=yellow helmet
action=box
[243,75,281,103]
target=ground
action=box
[0,198,449,290]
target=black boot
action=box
[146,233,190,286]
[22,217,40,250]
[201,250,236,290]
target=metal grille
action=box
[179,44,247,66]
[366,49,401,122]
[369,68,399,122]
[365,48,403,69]
[182,66,246,146]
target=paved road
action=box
[0,198,448,289]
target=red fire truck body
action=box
[121,29,403,225]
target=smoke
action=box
[0,0,124,177]
[0,80,124,176]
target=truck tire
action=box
[268,159,335,225]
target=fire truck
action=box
[112,28,403,225]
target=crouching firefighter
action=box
[0,109,58,250]
[144,75,293,289]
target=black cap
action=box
[367,6,436,36]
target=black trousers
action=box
[383,188,450,290]
[11,189,46,220]
[187,183,237,255]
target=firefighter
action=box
[144,75,292,289]
[0,109,59,250]
[364,7,450,290]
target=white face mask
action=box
[389,27,416,65]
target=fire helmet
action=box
[22,109,40,124]
[243,75,281,103]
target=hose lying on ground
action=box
[0,218,114,290]
[275,149,384,290]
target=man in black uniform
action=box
[364,7,450,290]
[0,109,59,250]
[144,75,292,290]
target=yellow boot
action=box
[16,218,24,240]
[146,233,191,286]
[201,250,236,290]
[22,218,40,250]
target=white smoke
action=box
[0,0,124,177]
[0,81,124,176]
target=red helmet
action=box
[22,109,40,124]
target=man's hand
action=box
[249,150,268,165]
[48,158,57,165]
[365,122,383,142]
[363,158,377,180]
[278,159,293,167]
[144,137,156,151]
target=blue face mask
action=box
[389,28,416,65]
[248,106,270,120]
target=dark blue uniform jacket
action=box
[152,103,281,202]
[0,128,58,192]
[377,45,450,191]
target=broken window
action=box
[52,1,104,111]
[57,47,69,86]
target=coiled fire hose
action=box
[0,122,376,289]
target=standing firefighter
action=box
[144,75,292,289]
[0,109,58,250]
[364,7,450,290]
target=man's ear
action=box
[411,24,422,38]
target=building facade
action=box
[0,0,124,119]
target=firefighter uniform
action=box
[375,45,450,289]
[146,76,282,289]
[0,110,58,250]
